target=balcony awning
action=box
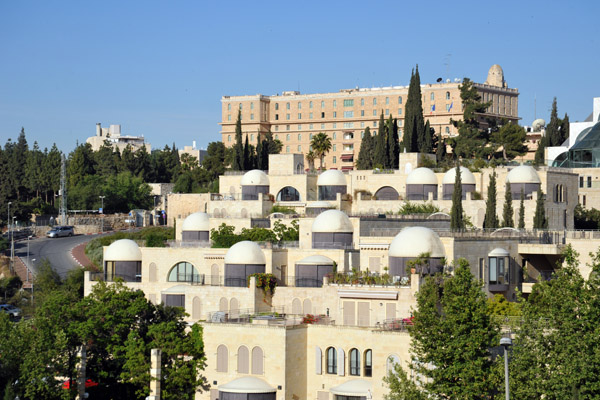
[219,377,276,394]
[340,154,354,161]
[330,379,372,397]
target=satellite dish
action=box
[436,78,442,82]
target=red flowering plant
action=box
[247,273,278,299]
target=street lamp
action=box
[500,336,512,400]
[10,216,16,271]
[27,235,33,283]
[99,196,106,233]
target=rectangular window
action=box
[286,125,290,131]
[286,103,290,110]
[298,113,302,119]
[297,145,301,152]
[583,195,587,206]
[286,145,290,153]
[588,176,592,188]
[228,104,231,111]
[385,97,389,105]
[309,124,314,129]
[298,134,302,141]
[333,156,336,164]
[298,124,302,130]
[489,257,497,283]
[333,111,337,118]
[321,123,325,129]
[385,109,389,115]
[286,114,290,120]
[360,122,365,128]
[309,101,313,108]
[374,121,377,127]
[333,123,337,128]
[373,110,377,116]
[580,176,584,188]
[321,101,325,108]
[275,126,279,131]
[333,100,337,107]
[286,134,290,141]
[361,98,365,106]
[430,93,435,101]
[310,112,313,119]
[373,98,377,106]
[361,110,364,116]
[398,108,402,115]
[479,258,484,280]
[298,102,301,109]
[321,112,325,118]
[250,134,254,141]
[275,114,279,120]
[332,132,336,139]
[344,99,354,107]
[228,114,231,121]
[344,111,354,118]
[250,113,254,120]
[343,122,354,128]
[343,144,354,151]
[398,96,402,104]
[446,104,451,112]
[333,144,336,152]
[361,131,364,138]
[250,102,254,110]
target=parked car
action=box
[0,304,21,321]
[46,226,74,238]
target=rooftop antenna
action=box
[59,154,67,224]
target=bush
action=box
[270,205,296,214]
[398,202,440,215]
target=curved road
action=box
[13,233,103,278]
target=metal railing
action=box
[90,272,142,283]
[166,240,212,248]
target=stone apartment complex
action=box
[84,152,599,400]
[220,65,519,170]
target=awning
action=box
[341,154,354,161]
[219,377,276,394]
[330,379,372,396]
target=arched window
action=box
[446,91,451,100]
[326,347,337,374]
[275,103,279,110]
[237,346,249,374]
[217,345,228,372]
[364,349,373,377]
[278,186,300,202]
[445,126,450,134]
[251,346,264,375]
[430,93,435,101]
[349,348,360,376]
[168,262,200,283]
[292,298,302,314]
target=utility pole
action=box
[7,202,13,274]
[59,154,67,225]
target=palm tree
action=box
[306,150,316,171]
[311,132,332,170]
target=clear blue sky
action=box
[1,0,599,153]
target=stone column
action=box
[148,349,162,400]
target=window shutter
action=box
[315,347,322,375]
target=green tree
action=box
[533,187,547,229]
[103,171,152,212]
[546,97,561,146]
[67,143,96,189]
[233,110,244,170]
[403,66,424,153]
[560,113,570,145]
[484,171,499,229]
[385,259,500,399]
[356,126,374,170]
[310,132,332,170]
[450,164,464,230]
[491,122,528,161]
[387,116,400,169]
[518,188,526,229]
[534,134,547,165]
[374,112,389,168]
[450,78,492,159]
[422,120,433,154]
[305,150,316,171]
[502,181,514,227]
[95,141,119,177]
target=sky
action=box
[1,0,599,154]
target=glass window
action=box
[275,126,279,131]
[250,102,254,110]
[343,122,354,128]
[239,103,242,109]
[168,262,200,283]
[250,134,254,141]
[374,121,378,128]
[385,97,389,105]
[309,101,313,108]
[228,135,231,142]
[275,114,279,120]
[445,126,450,134]
[364,350,372,377]
[361,98,364,106]
[321,112,325,118]
[350,349,360,376]
[333,132,337,139]
[361,110,364,117]
[360,122,364,128]
[430,93,435,101]
[588,176,592,188]
[286,125,290,131]
[286,102,290,110]
[398,96,402,104]
[385,109,389,115]
[286,145,290,153]
[250,113,254,120]
[333,100,337,107]
[333,123,337,128]
[333,156,336,164]
[298,124,302,130]
[275,103,279,110]
[333,111,337,118]
[580,176,584,188]
[310,112,313,119]
[286,114,290,120]
[321,101,325,108]
[298,134,302,141]
[333,144,336,152]
[344,111,354,118]
[228,104,231,111]
[309,124,314,129]
[321,123,325,129]
[398,108,402,115]
[309,133,313,139]
[446,104,451,112]
[344,99,354,107]
[286,134,291,141]
[373,98,377,106]
[297,145,301,152]
[298,102,301,109]
[446,91,451,100]
[373,110,377,116]
[327,347,337,374]
[298,113,302,119]
[228,114,231,121]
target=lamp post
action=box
[10,216,16,272]
[27,235,33,283]
[99,196,106,233]
[500,336,512,400]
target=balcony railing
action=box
[89,272,141,283]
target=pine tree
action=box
[518,188,525,229]
[483,171,499,229]
[533,187,547,229]
[233,110,243,170]
[356,127,374,170]
[387,116,400,169]
[450,164,464,230]
[502,181,514,227]
[491,123,528,161]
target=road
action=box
[12,233,103,278]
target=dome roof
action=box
[488,247,510,257]
[240,169,269,186]
[406,167,438,185]
[506,165,541,184]
[296,255,334,265]
[311,210,353,233]
[307,201,334,208]
[105,239,142,261]
[442,166,476,185]
[388,227,445,258]
[317,169,347,186]
[218,377,275,394]
[181,212,209,231]
[224,241,266,265]
[330,379,372,397]
[485,64,505,87]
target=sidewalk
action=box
[71,242,94,268]
[13,257,33,289]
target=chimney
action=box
[148,349,162,400]
[96,123,102,137]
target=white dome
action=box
[240,169,269,186]
[406,168,438,185]
[442,166,476,185]
[506,166,541,184]
[311,210,353,233]
[181,212,209,231]
[105,239,142,261]
[388,227,445,258]
[317,169,347,186]
[330,379,372,397]
[488,247,510,257]
[532,118,546,131]
[224,241,266,265]
[219,377,275,394]
[297,255,334,265]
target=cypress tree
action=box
[387,115,400,169]
[403,66,424,153]
[374,112,388,168]
[450,163,465,230]
[233,110,243,170]
[356,127,374,170]
[502,181,514,227]
[483,171,499,229]
[243,135,250,170]
[518,188,525,229]
[402,69,416,152]
[256,138,263,170]
[547,97,560,146]
[413,66,425,152]
[560,113,570,145]
[436,137,446,163]
[533,187,548,229]
[423,120,433,153]
[534,135,547,166]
